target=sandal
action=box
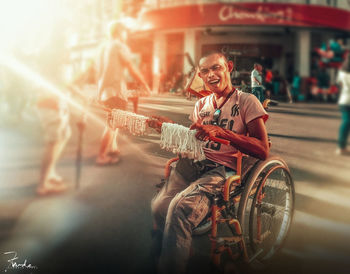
[96,155,120,165]
[110,155,120,164]
[37,182,68,196]
[49,177,65,185]
[96,156,112,165]
[108,150,121,157]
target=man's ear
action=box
[198,72,203,79]
[227,60,234,72]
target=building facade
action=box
[127,0,350,91]
[66,0,350,93]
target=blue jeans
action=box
[252,87,264,103]
[338,105,350,149]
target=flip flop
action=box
[96,156,112,165]
[110,155,120,164]
[96,155,120,165]
[49,178,65,185]
[108,150,121,157]
[37,183,68,196]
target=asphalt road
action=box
[0,94,349,274]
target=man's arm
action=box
[190,117,269,160]
[120,54,152,95]
[147,116,174,133]
[253,76,261,86]
[67,64,95,102]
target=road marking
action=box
[295,180,350,208]
[294,210,350,237]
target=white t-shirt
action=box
[190,89,268,170]
[337,70,350,106]
[98,40,132,102]
[251,69,262,88]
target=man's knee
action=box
[167,191,209,229]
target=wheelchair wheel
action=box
[237,155,295,264]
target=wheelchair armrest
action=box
[223,175,241,202]
[164,157,179,179]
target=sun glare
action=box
[0,0,63,51]
[0,52,105,128]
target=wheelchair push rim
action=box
[248,165,294,260]
[237,156,295,264]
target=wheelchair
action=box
[162,151,295,271]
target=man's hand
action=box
[152,115,174,124]
[147,119,162,133]
[147,115,174,133]
[190,123,227,142]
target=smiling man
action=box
[151,52,269,274]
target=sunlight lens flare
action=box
[0,0,63,52]
[0,53,104,127]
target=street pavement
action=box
[0,94,349,274]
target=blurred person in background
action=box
[291,71,301,102]
[251,62,264,102]
[264,67,273,99]
[36,62,95,196]
[336,56,350,155]
[317,39,345,65]
[96,20,151,165]
[240,79,250,93]
[280,75,293,103]
[317,67,330,101]
[272,70,281,98]
[36,90,71,196]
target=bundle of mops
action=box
[160,122,205,160]
[108,109,148,135]
[107,110,206,159]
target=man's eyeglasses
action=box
[213,109,221,125]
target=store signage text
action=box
[218,5,293,23]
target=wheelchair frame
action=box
[163,152,295,269]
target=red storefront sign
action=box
[140,3,350,32]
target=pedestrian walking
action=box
[291,71,301,102]
[251,63,264,102]
[264,68,273,99]
[96,20,151,165]
[336,56,350,155]
[317,67,330,101]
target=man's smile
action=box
[208,79,220,85]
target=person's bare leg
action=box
[110,128,120,155]
[96,126,114,164]
[38,142,57,189]
[49,134,70,183]
[37,141,67,195]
